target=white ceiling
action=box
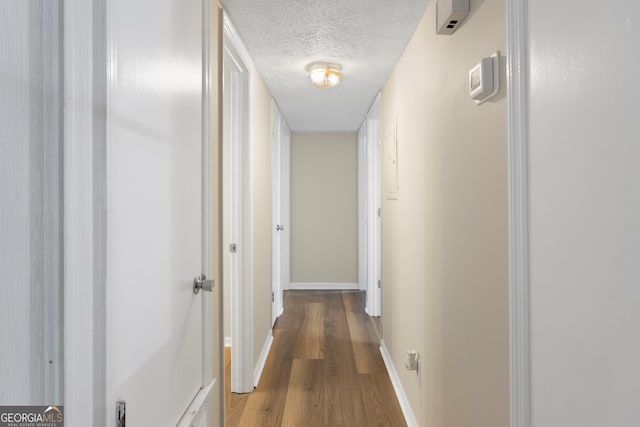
[220,0,429,132]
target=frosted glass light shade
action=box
[306,62,343,89]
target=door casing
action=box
[506,0,531,425]
[271,101,291,325]
[358,92,382,317]
[223,13,255,394]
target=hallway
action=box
[5,0,639,424]
[225,290,406,426]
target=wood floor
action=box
[224,290,407,427]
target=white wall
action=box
[380,0,508,425]
[528,1,640,425]
[290,132,359,284]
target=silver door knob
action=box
[276,225,284,231]
[193,274,214,294]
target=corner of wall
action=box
[379,340,419,427]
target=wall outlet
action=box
[405,349,419,371]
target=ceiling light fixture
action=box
[306,62,343,89]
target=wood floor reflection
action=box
[224,290,406,427]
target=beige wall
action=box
[252,73,273,363]
[290,132,358,284]
[380,1,508,426]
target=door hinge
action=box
[377,208,381,217]
[378,279,381,289]
[116,401,126,427]
[272,291,275,302]
[230,243,238,253]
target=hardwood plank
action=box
[235,328,297,426]
[323,292,368,427]
[224,347,249,426]
[281,359,324,427]
[373,315,381,334]
[274,292,305,332]
[359,373,408,427]
[342,291,386,374]
[293,302,325,359]
[226,290,407,426]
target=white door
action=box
[105,0,213,425]
[271,103,291,324]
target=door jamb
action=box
[507,0,531,425]
[358,118,367,293]
[281,118,291,310]
[359,92,382,317]
[367,93,382,317]
[197,0,216,422]
[271,102,282,325]
[176,1,218,421]
[271,101,290,324]
[63,0,107,424]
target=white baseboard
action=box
[224,336,232,348]
[288,282,359,290]
[379,339,418,427]
[272,309,284,328]
[253,332,273,387]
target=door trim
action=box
[271,101,290,324]
[366,93,381,317]
[507,0,531,425]
[358,120,367,293]
[358,92,382,317]
[180,0,217,424]
[223,13,255,394]
[271,102,282,325]
[63,0,107,424]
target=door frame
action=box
[223,13,255,394]
[506,0,531,425]
[63,0,218,423]
[190,0,217,422]
[63,0,107,424]
[358,92,382,317]
[271,101,291,325]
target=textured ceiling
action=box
[220,0,429,132]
